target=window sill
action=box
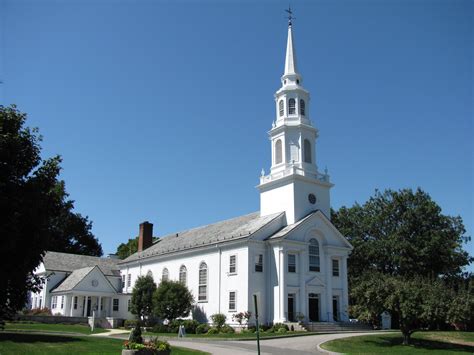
[198,300,208,303]
[228,272,237,276]
[228,310,237,313]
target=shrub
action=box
[196,323,209,334]
[130,323,143,344]
[247,325,256,333]
[168,319,181,333]
[182,319,200,334]
[290,325,294,331]
[271,323,289,332]
[277,327,287,334]
[152,324,170,333]
[124,319,138,329]
[220,324,235,334]
[25,308,52,316]
[207,327,219,335]
[210,313,226,330]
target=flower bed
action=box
[122,338,171,355]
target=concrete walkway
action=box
[90,328,130,337]
[106,331,390,355]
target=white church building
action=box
[30,20,352,327]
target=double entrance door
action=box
[308,293,319,322]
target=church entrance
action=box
[332,296,339,322]
[87,297,92,317]
[287,294,295,322]
[308,293,319,322]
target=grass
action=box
[144,330,313,340]
[0,332,208,355]
[320,331,474,354]
[5,322,108,334]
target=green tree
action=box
[153,280,194,321]
[131,275,157,321]
[332,188,471,280]
[0,105,102,325]
[116,236,157,260]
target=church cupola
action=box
[258,11,333,224]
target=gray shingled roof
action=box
[42,251,120,276]
[267,211,317,240]
[120,211,283,264]
[50,266,95,293]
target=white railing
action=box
[260,166,330,184]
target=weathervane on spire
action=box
[285,6,294,26]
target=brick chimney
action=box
[138,221,153,252]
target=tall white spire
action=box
[284,24,298,75]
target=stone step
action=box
[305,322,372,332]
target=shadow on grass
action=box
[363,336,474,353]
[0,333,81,344]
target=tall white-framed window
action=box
[121,275,126,288]
[275,139,283,164]
[309,238,320,272]
[300,99,305,116]
[60,296,64,309]
[51,296,57,309]
[147,270,153,279]
[73,296,78,309]
[288,254,296,273]
[113,298,119,311]
[127,274,131,287]
[229,255,237,274]
[279,99,284,116]
[288,98,296,114]
[304,139,312,164]
[162,268,169,281]
[179,265,187,285]
[198,262,208,302]
[332,259,340,276]
[228,291,237,312]
[255,254,263,272]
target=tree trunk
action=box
[402,332,411,345]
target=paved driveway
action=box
[109,331,389,355]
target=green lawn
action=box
[144,330,312,340]
[320,331,474,354]
[0,332,208,355]
[5,322,108,334]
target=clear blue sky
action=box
[1,0,472,269]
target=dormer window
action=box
[279,100,284,117]
[300,99,305,116]
[288,98,296,115]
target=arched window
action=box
[309,238,320,272]
[279,100,284,117]
[288,98,296,115]
[300,99,305,116]
[162,268,169,281]
[304,139,312,164]
[179,265,187,285]
[198,262,208,302]
[275,139,283,165]
[146,270,153,279]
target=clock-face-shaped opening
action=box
[308,193,317,205]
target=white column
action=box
[69,295,74,316]
[83,296,89,317]
[279,248,286,322]
[325,253,333,322]
[298,250,306,321]
[98,296,102,318]
[341,256,349,322]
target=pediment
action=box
[74,266,117,293]
[306,274,325,287]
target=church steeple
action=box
[283,23,302,86]
[258,12,333,225]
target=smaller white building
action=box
[30,251,132,322]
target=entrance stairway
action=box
[304,321,373,333]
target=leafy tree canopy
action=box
[332,188,471,280]
[0,105,102,323]
[131,275,157,320]
[153,280,194,321]
[116,236,158,260]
